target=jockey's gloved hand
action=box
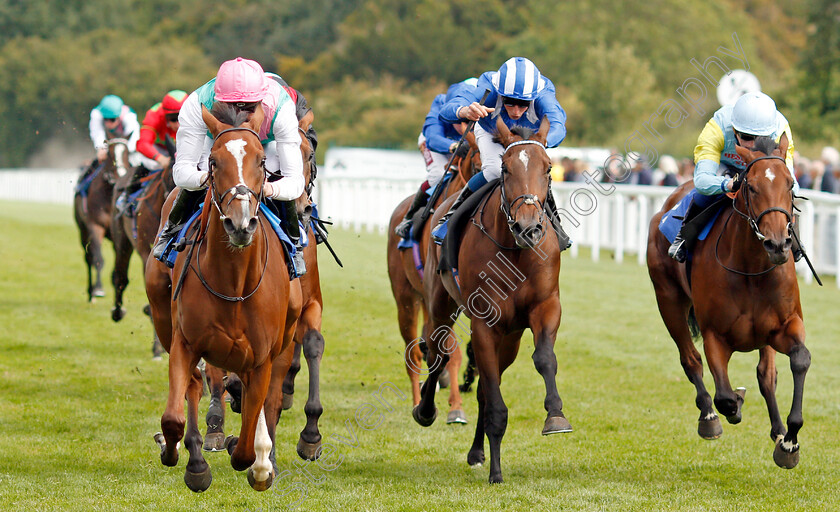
[454,142,469,159]
[728,174,741,193]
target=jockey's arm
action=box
[693,119,727,195]
[264,101,304,201]
[535,94,568,148]
[89,109,108,160]
[173,94,211,191]
[122,111,141,152]
[137,125,162,161]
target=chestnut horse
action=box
[386,132,480,424]
[227,112,327,464]
[73,137,130,301]
[110,161,175,356]
[647,136,809,469]
[415,117,572,483]
[145,103,301,492]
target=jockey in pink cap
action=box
[152,57,308,276]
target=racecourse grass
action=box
[1,200,839,512]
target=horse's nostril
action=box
[223,217,235,233]
[247,217,258,234]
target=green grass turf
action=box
[1,200,839,511]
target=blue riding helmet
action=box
[491,57,546,102]
[97,95,124,119]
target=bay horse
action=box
[110,159,176,357]
[73,137,130,301]
[647,135,809,469]
[144,102,302,492]
[385,132,480,424]
[415,117,572,483]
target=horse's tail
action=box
[687,306,701,341]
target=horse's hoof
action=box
[247,467,275,491]
[488,473,504,484]
[439,368,450,389]
[92,287,106,298]
[698,416,723,439]
[542,415,573,435]
[467,449,485,467]
[203,432,227,452]
[224,435,238,455]
[282,393,294,411]
[773,439,800,469]
[297,437,322,461]
[184,467,212,493]
[152,337,164,359]
[111,306,126,322]
[154,432,178,466]
[412,405,437,427]
[142,304,152,317]
[725,387,746,424]
[446,410,468,424]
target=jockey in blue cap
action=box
[432,57,570,248]
[394,78,476,239]
[667,91,802,262]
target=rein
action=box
[714,155,792,277]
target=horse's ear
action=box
[202,105,223,137]
[496,116,513,146]
[532,115,550,145]
[735,142,752,163]
[247,103,265,134]
[777,132,789,159]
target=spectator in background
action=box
[618,153,653,185]
[561,157,578,182]
[658,154,680,187]
[550,158,564,181]
[794,155,812,190]
[811,160,829,192]
[821,146,840,194]
[678,158,695,184]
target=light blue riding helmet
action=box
[731,92,777,137]
[491,57,546,101]
[96,95,124,119]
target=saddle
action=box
[397,173,456,248]
[658,189,728,261]
[437,179,501,275]
[160,200,307,280]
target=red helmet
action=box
[162,90,188,113]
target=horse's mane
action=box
[752,136,778,156]
[209,102,252,128]
[493,125,534,145]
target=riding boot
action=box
[544,189,572,251]
[152,188,204,263]
[281,200,306,278]
[116,166,150,215]
[394,185,429,239]
[431,186,474,243]
[668,199,715,263]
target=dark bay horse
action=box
[73,137,130,301]
[145,103,302,492]
[647,135,809,469]
[415,117,571,483]
[110,161,175,356]
[386,133,480,424]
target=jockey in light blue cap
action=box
[432,57,570,248]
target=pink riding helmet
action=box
[214,57,269,103]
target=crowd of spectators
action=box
[550,146,839,193]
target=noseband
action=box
[499,140,549,246]
[733,155,793,242]
[208,127,265,219]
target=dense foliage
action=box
[0,0,833,166]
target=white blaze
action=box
[114,144,127,177]
[518,149,529,169]
[225,139,251,223]
[765,167,776,182]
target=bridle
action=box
[499,139,549,246]
[474,139,550,250]
[715,155,794,277]
[193,126,270,302]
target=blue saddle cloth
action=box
[74,163,104,197]
[160,202,307,274]
[658,189,723,243]
[398,173,455,249]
